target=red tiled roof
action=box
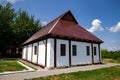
[22,10,103,45]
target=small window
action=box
[61,44,66,56]
[34,46,38,55]
[86,46,90,56]
[94,47,96,55]
[72,45,77,56]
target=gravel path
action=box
[0,63,119,80]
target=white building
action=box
[22,10,103,69]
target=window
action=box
[34,46,38,55]
[86,46,90,56]
[61,44,66,56]
[94,47,96,55]
[72,45,77,56]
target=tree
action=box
[0,3,15,46]
[101,49,111,58]
[12,9,42,47]
[0,3,42,58]
[102,49,120,60]
[0,3,16,58]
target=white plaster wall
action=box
[56,39,69,67]
[71,41,92,65]
[22,38,101,68]
[93,44,99,63]
[22,46,26,59]
[37,40,45,66]
[32,42,38,63]
[27,44,32,61]
[47,38,54,68]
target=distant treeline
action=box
[102,49,120,60]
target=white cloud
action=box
[42,21,47,26]
[5,0,24,4]
[87,19,104,33]
[109,22,120,32]
[107,46,120,51]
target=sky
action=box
[0,0,120,51]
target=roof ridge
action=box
[48,18,60,33]
[45,10,70,27]
[47,10,71,33]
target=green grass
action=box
[102,58,120,63]
[31,66,120,80]
[19,60,37,70]
[0,59,27,72]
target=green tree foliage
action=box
[111,51,120,60]
[0,3,16,57]
[102,49,120,60]
[0,3,16,47]
[12,9,42,46]
[102,49,111,58]
[0,3,42,58]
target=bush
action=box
[102,49,120,60]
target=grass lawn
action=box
[0,59,27,72]
[31,66,120,80]
[102,58,120,63]
[19,60,37,70]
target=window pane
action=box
[72,45,77,56]
[94,47,96,55]
[61,44,66,56]
[34,46,38,55]
[86,46,90,56]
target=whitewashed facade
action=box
[22,38,101,69]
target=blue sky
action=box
[0,0,120,51]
